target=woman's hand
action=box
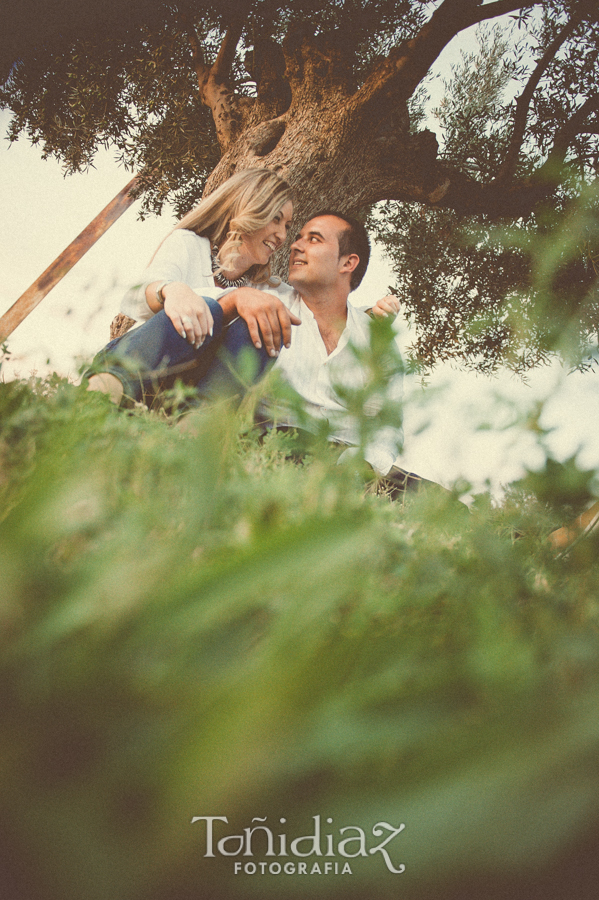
[219,287,301,357]
[370,294,400,319]
[147,281,214,348]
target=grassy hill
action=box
[1,359,599,900]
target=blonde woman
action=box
[88,168,299,404]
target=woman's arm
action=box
[122,231,214,325]
[146,281,214,348]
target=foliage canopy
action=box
[2,0,599,368]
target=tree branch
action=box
[244,39,291,124]
[439,171,552,217]
[497,13,582,183]
[179,9,209,88]
[539,93,599,176]
[212,19,244,78]
[355,129,551,218]
[465,0,536,26]
[351,0,542,118]
[282,23,356,95]
[200,22,247,153]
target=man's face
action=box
[288,215,349,291]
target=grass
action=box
[1,366,599,900]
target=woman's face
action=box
[238,200,294,269]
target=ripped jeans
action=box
[88,299,272,407]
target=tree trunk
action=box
[196,17,561,258]
[201,32,442,278]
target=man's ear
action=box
[340,253,359,275]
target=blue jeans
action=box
[90,299,272,406]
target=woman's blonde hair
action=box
[175,168,293,285]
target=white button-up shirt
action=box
[267,290,403,476]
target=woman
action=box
[88,168,298,405]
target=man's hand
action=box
[147,281,214,348]
[548,500,599,553]
[219,287,301,357]
[370,295,400,319]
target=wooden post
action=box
[0,176,139,342]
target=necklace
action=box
[211,246,249,289]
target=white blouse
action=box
[120,230,291,322]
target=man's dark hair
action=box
[312,210,371,291]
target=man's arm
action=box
[549,500,599,553]
[218,286,301,357]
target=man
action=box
[215,210,420,493]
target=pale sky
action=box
[2,92,598,500]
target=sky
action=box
[2,38,599,500]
